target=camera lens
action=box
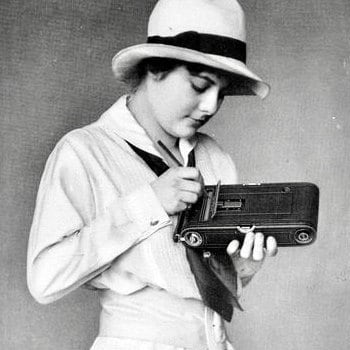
[183,231,203,247]
[294,230,313,244]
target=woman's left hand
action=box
[227,232,278,284]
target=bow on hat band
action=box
[147,31,247,64]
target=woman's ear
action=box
[147,69,168,82]
[149,72,167,81]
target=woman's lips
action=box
[188,116,206,126]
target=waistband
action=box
[98,287,230,350]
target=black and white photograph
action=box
[1,0,349,349]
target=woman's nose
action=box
[198,89,221,116]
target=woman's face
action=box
[145,65,231,141]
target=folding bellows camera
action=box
[174,182,319,249]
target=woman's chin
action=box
[176,128,197,139]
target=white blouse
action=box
[27,95,239,350]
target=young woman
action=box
[27,0,277,349]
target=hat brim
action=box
[112,44,270,99]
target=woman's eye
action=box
[191,82,209,93]
[191,84,206,93]
[190,76,211,93]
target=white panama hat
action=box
[112,0,270,98]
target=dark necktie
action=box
[126,141,242,321]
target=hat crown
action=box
[148,0,246,42]
[112,0,269,99]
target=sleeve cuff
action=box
[110,183,171,241]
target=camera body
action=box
[174,182,319,249]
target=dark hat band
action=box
[147,31,246,63]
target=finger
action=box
[198,171,205,186]
[196,172,205,196]
[176,167,200,181]
[252,232,265,261]
[240,231,255,258]
[179,191,199,204]
[176,178,202,194]
[177,201,189,212]
[265,236,278,257]
[226,240,240,256]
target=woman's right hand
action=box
[151,167,204,215]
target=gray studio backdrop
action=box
[1,0,349,349]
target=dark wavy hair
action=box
[121,57,250,95]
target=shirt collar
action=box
[98,95,197,166]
